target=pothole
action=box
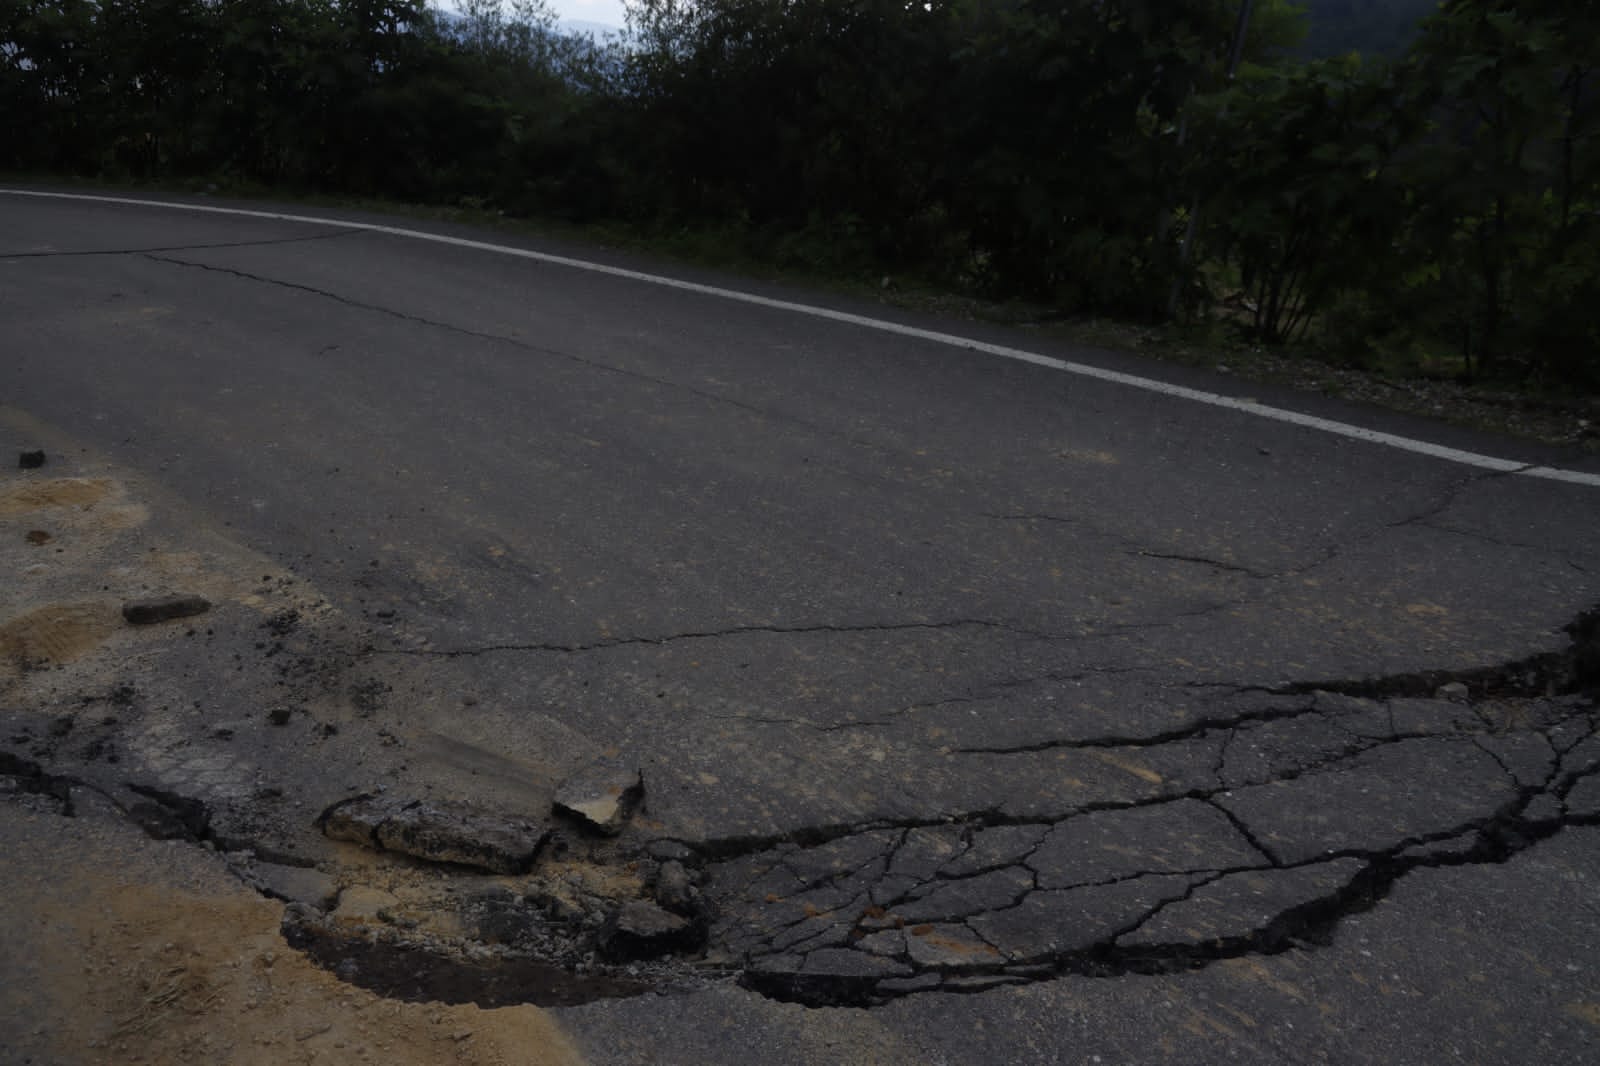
[280,915,654,1008]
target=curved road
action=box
[2,191,1598,1063]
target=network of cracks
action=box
[3,610,1597,1011]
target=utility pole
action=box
[1167,0,1255,318]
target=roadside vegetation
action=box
[3,0,1598,423]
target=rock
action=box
[1435,681,1471,702]
[553,760,643,835]
[653,860,696,915]
[18,450,45,469]
[318,794,548,874]
[25,530,50,546]
[122,594,211,626]
[600,900,704,960]
[267,707,293,726]
[252,863,338,909]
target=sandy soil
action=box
[0,805,585,1065]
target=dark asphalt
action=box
[2,191,1598,1063]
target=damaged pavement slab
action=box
[5,195,1600,1062]
[561,827,1600,1064]
[320,792,550,874]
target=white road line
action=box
[6,187,1599,489]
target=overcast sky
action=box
[548,0,626,27]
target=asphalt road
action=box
[3,190,1598,1064]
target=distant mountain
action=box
[1297,0,1438,59]
[560,18,624,40]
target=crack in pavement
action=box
[1125,550,1273,579]
[1405,517,1591,565]
[363,617,1063,659]
[1276,464,1540,585]
[2,228,359,259]
[946,700,1325,756]
[1386,466,1534,532]
[140,252,909,460]
[724,746,1600,1004]
[696,620,1600,1005]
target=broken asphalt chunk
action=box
[600,900,705,960]
[553,759,644,835]
[318,794,548,874]
[375,803,548,874]
[122,594,211,626]
[250,863,339,910]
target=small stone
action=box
[600,900,703,960]
[122,595,211,626]
[553,759,644,835]
[1435,681,1470,702]
[267,707,293,727]
[653,860,696,915]
[25,530,51,546]
[18,450,45,469]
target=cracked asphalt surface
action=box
[3,192,1600,1063]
